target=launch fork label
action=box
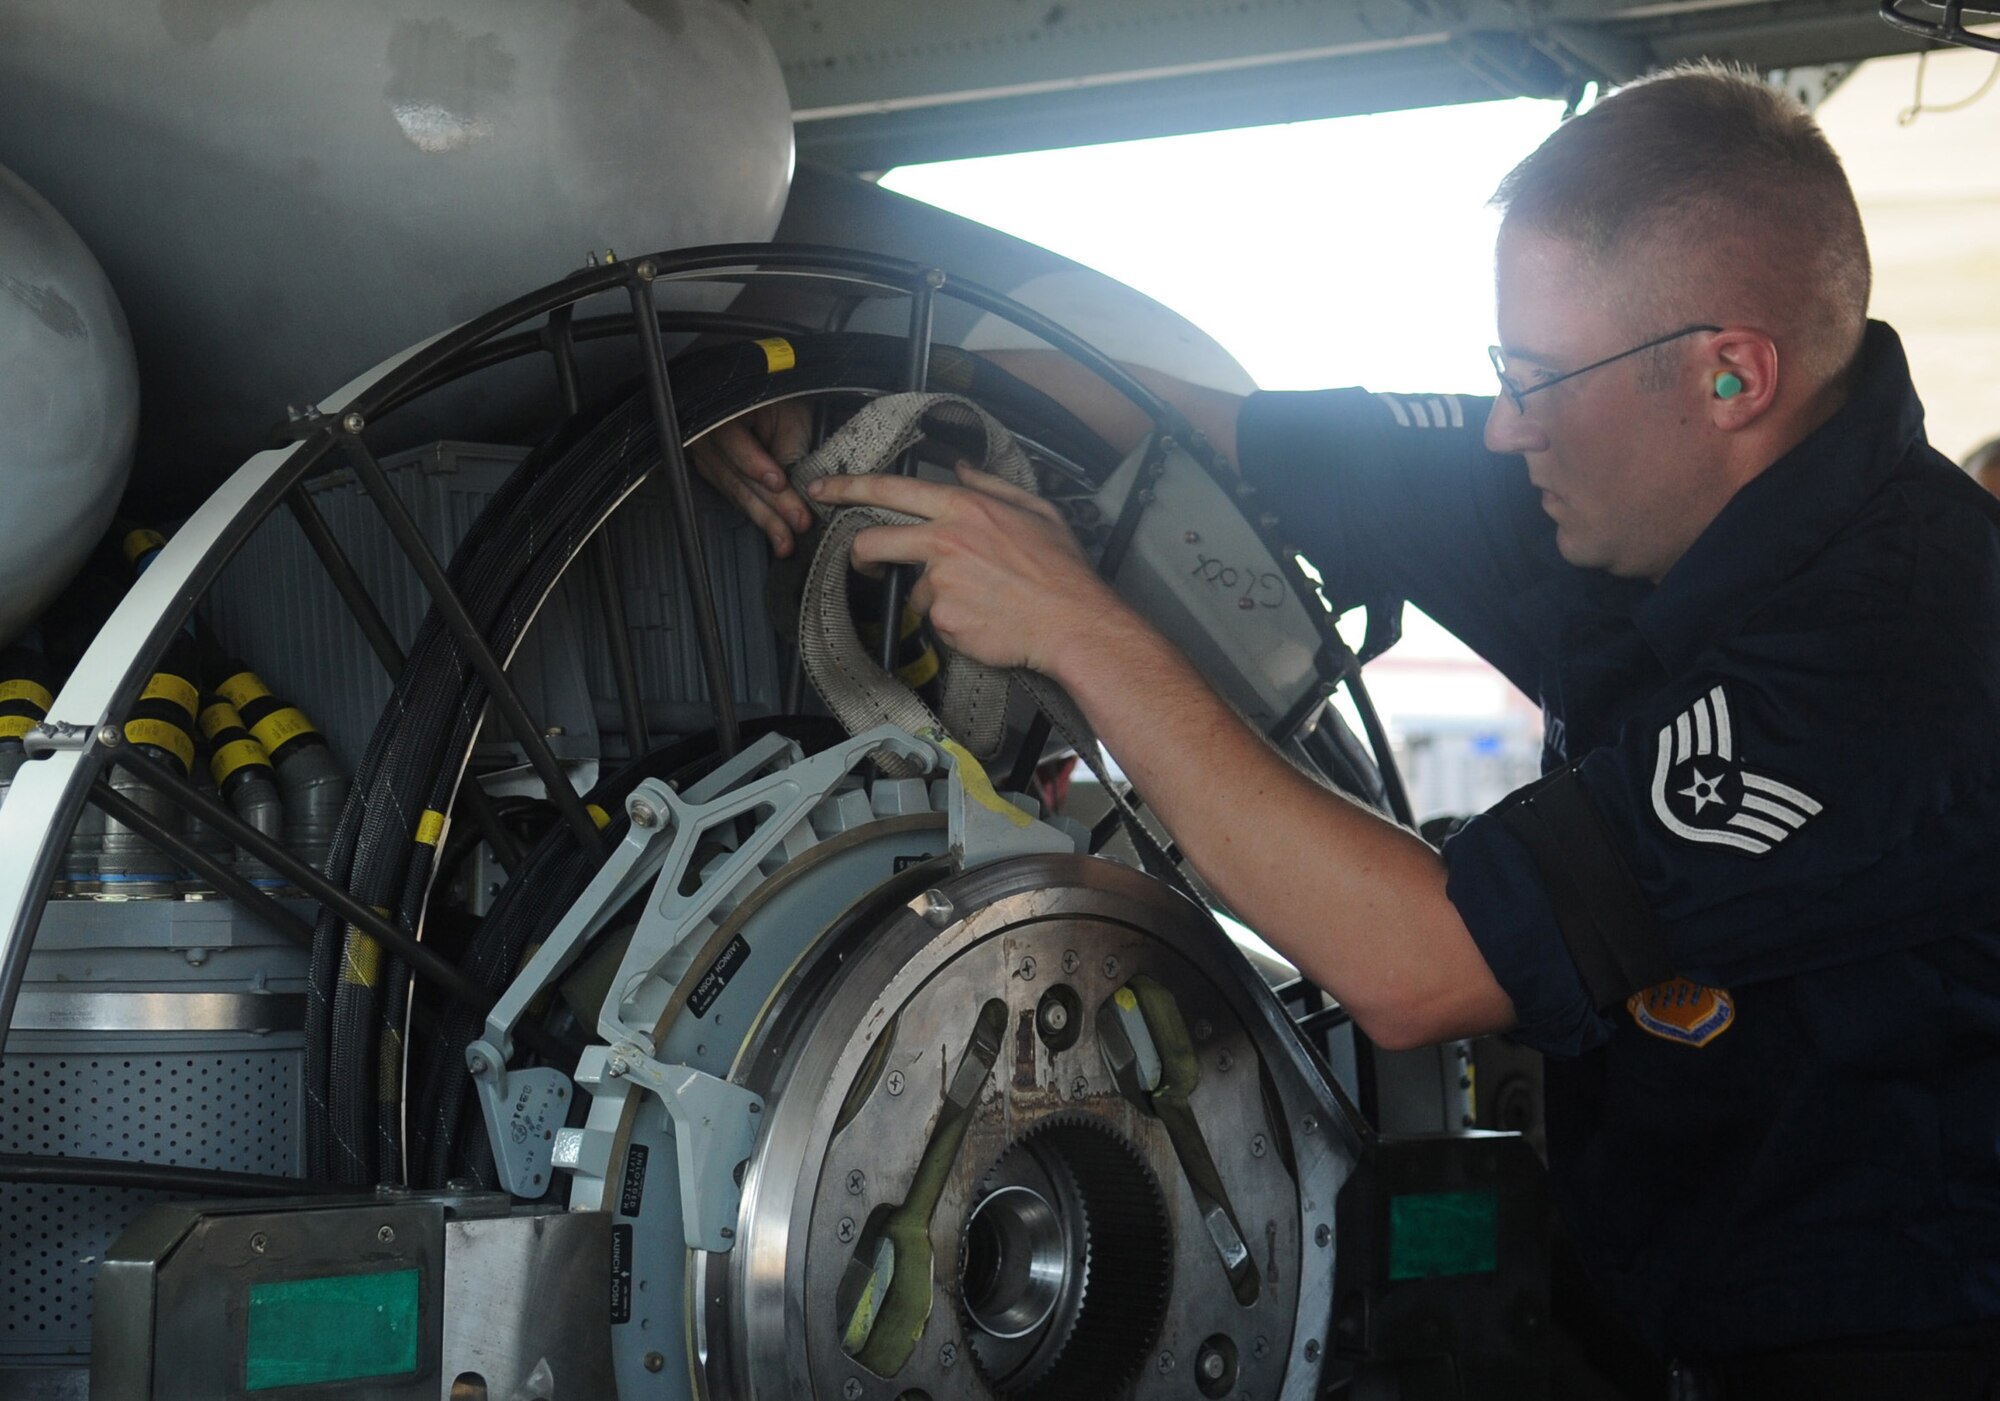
[610,1224,634,1325]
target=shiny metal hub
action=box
[698,853,1361,1401]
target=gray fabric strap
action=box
[790,393,1184,884]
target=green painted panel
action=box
[244,1268,421,1390]
[1388,1189,1498,1281]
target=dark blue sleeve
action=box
[1441,515,2000,1057]
[1236,388,1562,695]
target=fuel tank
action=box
[0,161,138,645]
[0,0,794,508]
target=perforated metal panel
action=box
[0,1049,301,1358]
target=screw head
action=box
[376,1225,395,1243]
[1017,955,1036,981]
[924,267,948,289]
[1184,530,1201,544]
[836,1216,856,1242]
[467,1054,489,1077]
[629,800,658,829]
[1061,949,1080,974]
[636,260,657,281]
[340,411,366,434]
[939,1342,957,1368]
[1215,1050,1234,1072]
[847,1169,866,1195]
[1253,1336,1269,1359]
[1304,1339,1322,1363]
[1156,1350,1175,1373]
[1101,955,1120,979]
[843,1379,863,1400]
[1193,1018,1213,1042]
[1071,1076,1088,1099]
[95,723,122,748]
[249,1231,269,1254]
[885,1071,905,1097]
[1315,1223,1332,1247]
[1301,1115,1318,1134]
[1251,1135,1267,1159]
[644,1352,666,1373]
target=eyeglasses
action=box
[1487,323,1721,413]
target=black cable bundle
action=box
[307,395,661,1184]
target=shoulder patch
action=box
[1649,685,1820,857]
[1627,977,1735,1047]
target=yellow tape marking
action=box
[0,679,52,711]
[210,738,268,785]
[217,671,272,709]
[123,718,195,772]
[586,803,610,830]
[940,737,1031,828]
[415,809,446,847]
[250,707,316,754]
[142,673,199,719]
[0,715,36,741]
[755,337,796,373]
[198,702,237,740]
[894,648,940,688]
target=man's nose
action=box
[1484,393,1550,456]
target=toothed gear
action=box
[960,1113,1172,1398]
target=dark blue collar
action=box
[1630,321,1929,676]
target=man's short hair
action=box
[1492,62,1871,391]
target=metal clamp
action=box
[591,1042,764,1250]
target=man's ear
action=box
[1705,328,1779,428]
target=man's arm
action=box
[815,466,1519,1051]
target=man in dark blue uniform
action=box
[701,65,2000,1390]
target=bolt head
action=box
[629,800,658,829]
[340,411,366,434]
[1041,1002,1069,1032]
[467,1054,489,1077]
[606,1055,629,1078]
[1199,1350,1227,1380]
[636,260,657,281]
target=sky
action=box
[881,97,1569,395]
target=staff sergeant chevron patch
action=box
[1649,685,1822,857]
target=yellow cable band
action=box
[123,718,195,772]
[217,671,272,709]
[198,701,243,741]
[340,929,382,988]
[210,738,269,786]
[895,648,940,688]
[415,809,446,846]
[121,528,166,566]
[250,707,316,754]
[141,673,199,719]
[755,336,796,373]
[586,803,610,829]
[0,679,52,711]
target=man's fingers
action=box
[951,461,1057,518]
[808,472,961,518]
[851,522,934,571]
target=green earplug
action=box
[1715,372,1743,400]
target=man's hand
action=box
[689,402,816,557]
[806,465,1136,677]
